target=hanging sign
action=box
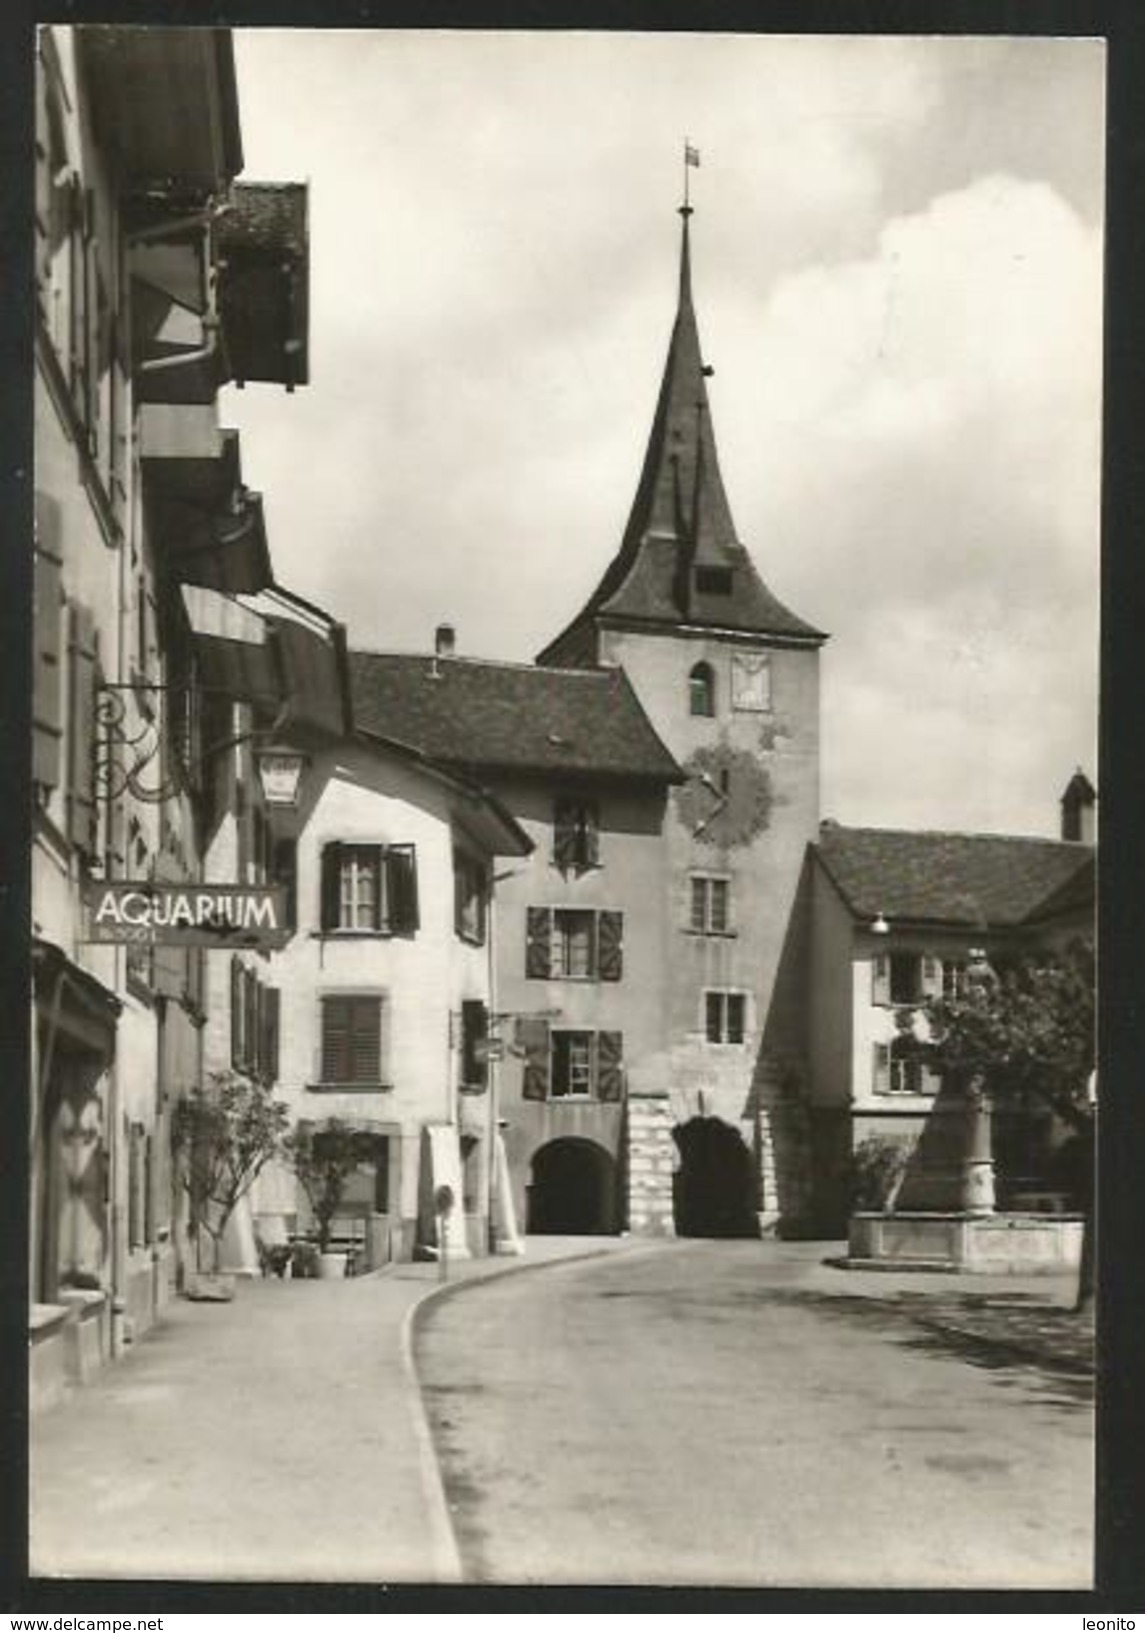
[82,882,291,948]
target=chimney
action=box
[1060,770,1097,844]
[435,623,456,659]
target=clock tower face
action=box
[674,743,774,848]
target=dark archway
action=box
[527,1138,617,1235]
[673,1116,759,1238]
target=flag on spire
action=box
[685,142,701,167]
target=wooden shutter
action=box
[230,959,244,1071]
[263,988,281,1083]
[387,845,419,934]
[461,999,488,1089]
[68,181,95,429]
[525,907,552,979]
[320,842,343,931]
[598,911,624,982]
[582,803,600,868]
[350,997,382,1083]
[871,955,890,1007]
[872,1042,891,1095]
[921,955,943,998]
[597,1031,624,1102]
[553,801,575,871]
[274,838,298,930]
[34,81,51,315]
[518,1017,550,1101]
[66,604,99,855]
[33,493,64,790]
[321,995,350,1082]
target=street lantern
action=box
[254,745,308,808]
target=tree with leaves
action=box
[285,1118,372,1254]
[172,1070,290,1275]
[923,938,1095,1311]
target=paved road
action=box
[416,1239,1093,1589]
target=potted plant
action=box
[172,1070,290,1300]
[285,1118,369,1279]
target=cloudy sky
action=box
[221,30,1104,839]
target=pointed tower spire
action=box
[538,193,825,666]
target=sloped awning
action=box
[182,585,350,736]
[33,939,122,1059]
[143,429,272,593]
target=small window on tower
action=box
[695,566,733,596]
[689,662,716,718]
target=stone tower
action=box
[540,205,827,1232]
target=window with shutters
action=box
[872,954,943,1007]
[553,797,599,873]
[230,958,280,1082]
[704,990,747,1045]
[320,843,419,936]
[540,1028,625,1102]
[525,907,624,982]
[454,849,487,945]
[318,994,387,1088]
[873,1037,940,1097]
[689,874,731,934]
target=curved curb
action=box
[399,1239,672,1583]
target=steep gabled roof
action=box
[348,651,683,784]
[814,824,1095,929]
[539,211,825,664]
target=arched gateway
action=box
[527,1138,619,1236]
[673,1116,760,1238]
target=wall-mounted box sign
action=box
[82,882,291,948]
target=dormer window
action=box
[689,661,716,718]
[695,566,733,596]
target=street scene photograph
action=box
[28,24,1101,1592]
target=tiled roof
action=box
[348,651,682,783]
[1024,851,1096,925]
[814,824,1095,929]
